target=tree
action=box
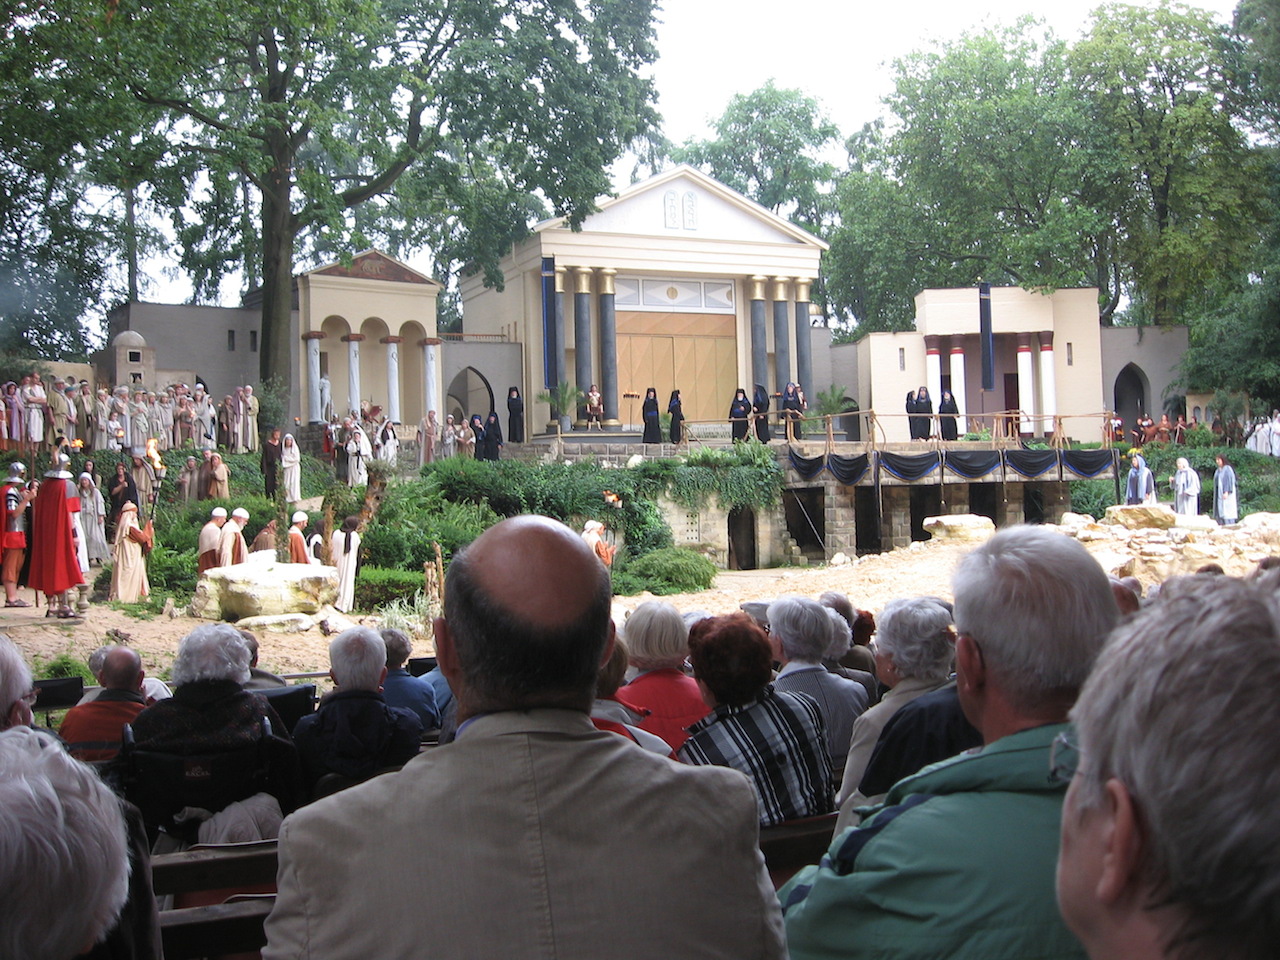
[671,80,840,230]
[1071,1,1268,324]
[7,0,658,387]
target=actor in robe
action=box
[581,520,614,568]
[218,507,250,566]
[938,390,960,441]
[377,419,399,464]
[1125,454,1156,506]
[106,462,138,540]
[1171,457,1200,516]
[753,384,772,442]
[729,388,751,441]
[506,387,525,444]
[261,428,283,498]
[346,426,371,486]
[78,473,110,566]
[241,385,260,452]
[207,452,230,500]
[178,456,200,502]
[331,516,361,613]
[641,388,661,443]
[28,454,83,618]
[481,412,503,460]
[418,410,438,466]
[130,456,155,510]
[288,511,314,564]
[218,394,238,451]
[668,390,684,444]
[1214,455,1238,524]
[109,501,150,603]
[2,462,31,607]
[281,434,302,503]
[252,519,277,553]
[197,507,227,574]
[92,388,111,450]
[76,383,93,445]
[440,415,457,458]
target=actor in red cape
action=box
[28,454,83,617]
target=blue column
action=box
[772,277,791,391]
[573,267,593,428]
[749,276,768,394]
[553,267,567,388]
[794,278,813,394]
[598,268,620,430]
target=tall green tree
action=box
[671,80,839,230]
[1071,1,1267,325]
[6,0,658,386]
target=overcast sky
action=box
[651,0,1240,148]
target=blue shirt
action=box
[382,668,440,730]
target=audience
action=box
[1057,574,1280,960]
[292,627,422,791]
[0,726,130,960]
[614,599,709,750]
[240,629,287,689]
[782,525,1118,960]
[769,595,869,771]
[379,627,440,730]
[59,645,148,761]
[821,591,877,679]
[0,633,35,729]
[264,515,786,958]
[589,635,674,755]
[835,595,957,822]
[820,606,878,704]
[679,612,834,827]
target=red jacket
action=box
[615,668,709,752]
[59,692,146,761]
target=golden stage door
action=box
[617,312,738,426]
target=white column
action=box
[304,333,323,422]
[1038,333,1056,438]
[1016,333,1035,436]
[949,344,968,435]
[423,338,439,417]
[924,336,943,415]
[345,335,363,417]
[383,337,402,423]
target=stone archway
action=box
[1113,363,1150,439]
[445,366,496,424]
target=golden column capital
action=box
[749,275,768,301]
[772,276,790,302]
[597,267,617,297]
[794,279,812,303]
[554,266,567,295]
[573,266,594,295]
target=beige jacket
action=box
[264,709,786,960]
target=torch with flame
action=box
[603,490,621,508]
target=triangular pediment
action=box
[534,165,828,250]
[309,250,441,286]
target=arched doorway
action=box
[445,366,496,424]
[319,315,351,418]
[727,507,757,570]
[1113,364,1150,440]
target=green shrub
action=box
[354,566,425,611]
[615,547,716,596]
[1184,425,1216,448]
[1068,479,1118,520]
[34,652,94,682]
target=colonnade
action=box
[549,266,815,430]
[922,331,1057,437]
[302,330,440,424]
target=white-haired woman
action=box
[835,597,956,817]
[614,600,708,751]
[770,596,869,772]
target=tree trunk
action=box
[259,142,296,388]
[125,182,138,303]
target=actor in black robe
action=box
[938,391,959,441]
[905,390,920,439]
[469,415,489,460]
[261,429,283,497]
[753,385,772,442]
[481,412,503,460]
[782,382,804,441]
[641,388,661,444]
[506,387,525,444]
[729,388,751,441]
[913,387,933,440]
[667,390,684,444]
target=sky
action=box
[650,0,1240,148]
[144,0,1242,308]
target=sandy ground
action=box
[7,540,974,679]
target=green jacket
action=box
[779,723,1085,960]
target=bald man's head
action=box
[442,515,613,713]
[98,647,143,692]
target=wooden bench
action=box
[758,812,839,889]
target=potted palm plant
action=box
[536,381,585,434]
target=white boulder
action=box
[1103,504,1177,530]
[922,514,996,542]
[191,562,340,622]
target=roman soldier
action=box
[2,462,31,607]
[28,453,84,618]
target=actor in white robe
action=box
[330,521,361,613]
[346,426,371,487]
[1171,458,1200,516]
[281,434,302,503]
[109,501,150,603]
[78,473,110,565]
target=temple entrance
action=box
[445,367,496,424]
[783,487,825,562]
[1023,484,1046,524]
[1114,363,1149,438]
[969,483,1000,525]
[727,507,757,570]
[909,486,942,541]
[854,487,881,554]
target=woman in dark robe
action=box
[106,462,138,541]
[914,387,933,440]
[481,412,503,460]
[938,390,959,441]
[641,388,661,444]
[753,385,772,442]
[469,415,488,460]
[261,428,283,497]
[729,388,751,441]
[506,387,525,444]
[667,390,684,444]
[782,382,804,441]
[905,390,920,440]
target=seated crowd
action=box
[1,517,1277,960]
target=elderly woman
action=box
[614,600,708,751]
[292,627,422,792]
[122,624,302,832]
[820,590,877,679]
[679,613,832,827]
[1171,457,1200,516]
[834,596,957,820]
[769,596,869,771]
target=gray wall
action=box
[1100,325,1189,420]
